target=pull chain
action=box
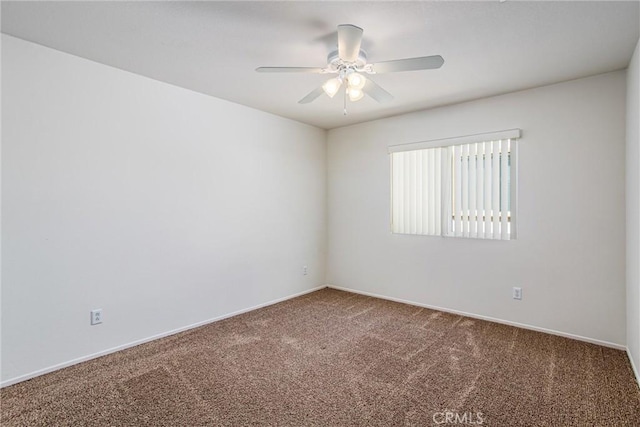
[343,87,348,115]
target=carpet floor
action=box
[2,288,639,426]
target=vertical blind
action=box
[390,129,519,240]
[391,147,442,235]
[450,139,514,240]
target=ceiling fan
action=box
[256,24,444,109]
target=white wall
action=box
[328,71,627,346]
[627,38,640,380]
[1,35,327,384]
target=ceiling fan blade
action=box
[256,67,325,73]
[371,55,444,73]
[363,79,394,103]
[337,24,363,62]
[298,86,325,104]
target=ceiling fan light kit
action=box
[256,24,444,114]
[322,70,367,100]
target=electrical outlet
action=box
[513,287,522,300]
[303,266,308,276]
[91,309,103,325]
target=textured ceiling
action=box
[2,1,639,129]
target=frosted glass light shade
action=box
[348,87,364,102]
[322,78,342,98]
[347,73,366,90]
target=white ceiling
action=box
[2,1,639,129]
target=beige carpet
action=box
[2,288,639,426]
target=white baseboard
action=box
[327,284,626,351]
[628,347,640,388]
[5,284,632,389]
[0,285,326,388]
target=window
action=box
[390,129,520,240]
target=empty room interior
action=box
[2,1,640,425]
